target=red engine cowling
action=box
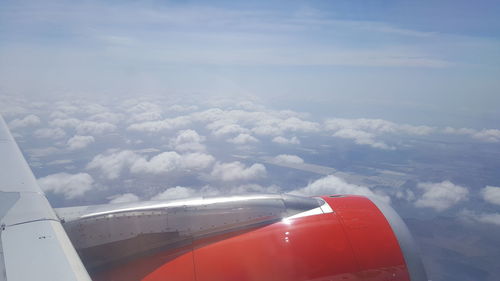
[57,194,426,281]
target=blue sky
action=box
[0,0,499,125]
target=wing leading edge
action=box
[0,115,90,281]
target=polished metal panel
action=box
[0,115,91,281]
[56,194,325,270]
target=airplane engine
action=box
[55,194,427,281]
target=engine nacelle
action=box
[56,194,426,281]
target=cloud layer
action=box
[37,173,94,199]
[414,181,468,211]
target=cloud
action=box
[273,154,304,164]
[67,135,95,150]
[87,150,141,180]
[37,172,94,199]
[481,186,500,205]
[461,210,500,226]
[168,104,198,113]
[333,129,391,149]
[170,129,206,152]
[291,175,390,204]
[272,136,300,145]
[227,133,259,144]
[414,181,468,211]
[151,186,197,200]
[125,101,163,122]
[211,161,267,182]
[252,117,320,136]
[80,103,109,115]
[49,118,80,128]
[324,118,434,149]
[194,109,319,137]
[232,183,281,194]
[88,112,124,124]
[130,152,215,175]
[49,118,116,135]
[34,127,67,139]
[76,121,116,135]
[127,117,191,133]
[108,193,140,204]
[208,122,249,137]
[8,114,41,129]
[87,150,215,179]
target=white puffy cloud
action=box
[150,183,280,200]
[151,186,197,200]
[324,118,434,149]
[273,154,304,164]
[8,114,41,129]
[49,111,69,119]
[291,175,390,203]
[50,118,116,135]
[0,103,28,118]
[80,103,108,115]
[171,129,206,152]
[127,116,191,133]
[87,150,142,180]
[126,101,163,122]
[227,133,259,144]
[272,136,300,145]
[54,102,79,114]
[130,111,163,122]
[126,101,162,114]
[333,129,391,149]
[461,210,500,226]
[279,117,321,133]
[168,104,198,113]
[193,109,319,137]
[49,118,80,128]
[67,135,95,150]
[108,193,140,204]
[414,181,468,211]
[34,127,67,139]
[130,152,214,174]
[208,122,249,137]
[88,112,124,124]
[37,173,94,199]
[481,186,500,205]
[179,153,216,170]
[393,188,416,201]
[232,184,281,194]
[211,161,267,182]
[76,121,116,135]
[88,149,215,179]
[251,117,320,136]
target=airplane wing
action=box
[0,116,91,280]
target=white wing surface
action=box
[0,115,90,281]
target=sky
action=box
[1,0,500,127]
[1,0,500,280]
